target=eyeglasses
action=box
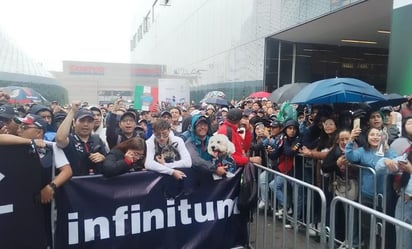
[154,131,169,139]
[20,124,41,130]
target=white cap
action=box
[191,110,202,116]
[221,107,228,112]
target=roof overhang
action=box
[269,0,393,49]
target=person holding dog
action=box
[185,114,228,177]
[145,118,191,180]
[217,108,261,166]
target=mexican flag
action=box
[134,85,158,111]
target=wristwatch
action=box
[48,182,57,193]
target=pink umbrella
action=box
[248,91,271,99]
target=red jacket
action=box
[217,121,252,166]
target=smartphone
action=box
[399,154,408,164]
[353,118,360,129]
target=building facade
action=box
[0,28,67,103]
[130,0,393,102]
[52,61,163,105]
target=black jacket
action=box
[102,148,144,177]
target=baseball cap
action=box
[269,120,282,128]
[138,119,147,124]
[121,111,137,121]
[15,114,47,133]
[160,110,172,118]
[262,97,268,101]
[380,106,393,113]
[221,107,228,112]
[0,105,18,119]
[190,109,202,116]
[194,115,208,127]
[226,108,243,123]
[89,106,102,114]
[75,109,94,120]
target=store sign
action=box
[131,67,161,77]
[69,65,105,75]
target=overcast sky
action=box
[0,0,147,71]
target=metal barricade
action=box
[251,163,327,249]
[328,162,401,249]
[329,196,412,249]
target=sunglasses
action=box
[20,124,41,130]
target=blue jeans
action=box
[269,176,285,208]
[259,171,273,203]
[395,198,412,249]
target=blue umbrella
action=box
[368,93,408,109]
[290,78,386,104]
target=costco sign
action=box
[69,65,105,75]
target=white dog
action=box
[207,134,237,178]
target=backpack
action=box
[237,162,258,222]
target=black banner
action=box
[55,169,248,249]
[0,145,46,249]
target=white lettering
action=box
[166,199,176,227]
[0,173,14,216]
[67,198,238,244]
[178,199,192,224]
[131,204,141,234]
[84,217,109,242]
[193,202,214,222]
[68,212,79,245]
[113,206,128,236]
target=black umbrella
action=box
[269,83,310,104]
[203,97,228,106]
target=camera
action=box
[237,127,245,134]
[292,142,302,152]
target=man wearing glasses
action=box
[145,119,191,180]
[106,110,145,149]
[0,114,72,248]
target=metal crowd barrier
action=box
[329,196,412,249]
[251,151,407,249]
[251,163,327,249]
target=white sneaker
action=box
[275,208,284,216]
[258,201,265,209]
[308,224,318,237]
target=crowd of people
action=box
[2,89,412,248]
